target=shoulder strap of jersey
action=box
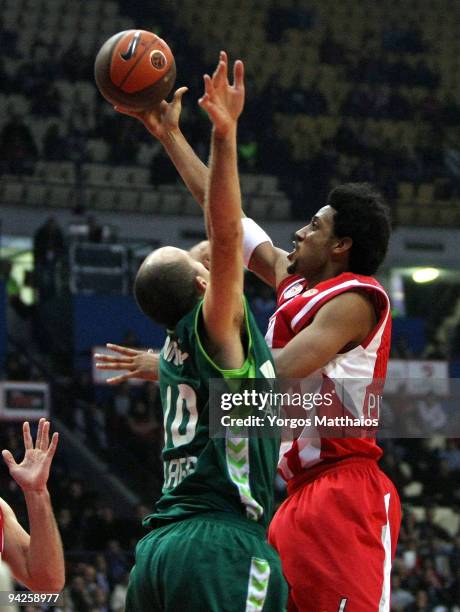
[193,296,256,379]
[276,275,304,305]
[291,277,390,334]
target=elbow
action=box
[28,572,65,593]
[52,575,66,593]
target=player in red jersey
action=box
[96,55,400,610]
[1,419,64,592]
[249,184,400,612]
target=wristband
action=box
[241,217,273,267]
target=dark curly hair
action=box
[327,183,391,275]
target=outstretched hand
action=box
[2,419,58,492]
[95,343,159,384]
[114,86,188,142]
[198,51,245,137]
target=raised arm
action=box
[1,419,65,592]
[197,54,246,369]
[116,88,208,206]
[247,241,290,289]
[119,73,289,290]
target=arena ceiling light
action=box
[412,268,440,283]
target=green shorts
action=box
[125,511,287,612]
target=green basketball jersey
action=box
[144,297,278,529]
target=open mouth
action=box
[287,241,297,261]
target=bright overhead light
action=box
[412,268,440,283]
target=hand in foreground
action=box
[198,50,245,137]
[115,86,188,142]
[2,419,58,492]
[95,343,159,384]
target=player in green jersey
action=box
[112,54,287,612]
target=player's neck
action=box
[305,263,348,288]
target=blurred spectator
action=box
[416,393,448,432]
[57,507,80,549]
[87,215,104,243]
[0,112,37,175]
[110,571,130,612]
[84,506,119,551]
[33,216,66,301]
[417,507,452,543]
[392,573,415,609]
[4,352,31,380]
[112,381,132,417]
[440,440,460,473]
[69,574,94,610]
[126,400,160,464]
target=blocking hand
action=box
[198,51,245,137]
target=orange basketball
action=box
[94,30,176,111]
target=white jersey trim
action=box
[290,279,389,331]
[379,493,392,612]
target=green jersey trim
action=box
[193,297,254,378]
[245,557,271,611]
[225,435,264,522]
[193,296,264,522]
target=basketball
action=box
[94,29,176,112]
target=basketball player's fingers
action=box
[1,450,17,469]
[113,106,140,119]
[46,432,59,460]
[172,86,189,104]
[94,354,117,363]
[233,60,245,90]
[106,343,139,356]
[213,61,228,88]
[95,354,134,365]
[35,419,46,449]
[157,100,168,115]
[219,50,228,66]
[203,74,213,96]
[198,93,210,109]
[106,373,133,384]
[96,362,135,371]
[41,420,50,451]
[198,99,217,120]
[23,421,33,450]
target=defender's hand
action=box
[95,343,159,384]
[2,419,58,492]
[115,86,188,142]
[198,51,245,137]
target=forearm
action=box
[207,126,242,240]
[23,489,64,591]
[161,129,208,207]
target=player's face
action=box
[287,206,337,277]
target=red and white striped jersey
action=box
[265,272,392,485]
